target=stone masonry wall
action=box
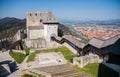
[73,54,101,68]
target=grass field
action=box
[80,63,99,77]
[27,52,36,62]
[25,48,30,56]
[74,63,119,77]
[74,63,99,77]
[21,73,45,77]
[10,46,76,63]
[10,51,26,64]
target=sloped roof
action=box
[51,34,87,48]
[63,35,87,48]
[89,34,120,48]
[26,12,59,23]
[52,34,120,49]
[89,38,104,48]
[102,35,120,48]
[105,38,120,55]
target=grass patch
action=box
[57,47,76,61]
[21,73,37,77]
[77,60,81,63]
[36,47,76,62]
[27,52,36,62]
[74,63,99,77]
[25,48,30,56]
[10,51,26,64]
[81,63,99,77]
[21,73,45,77]
[74,63,118,77]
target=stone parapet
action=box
[73,54,101,68]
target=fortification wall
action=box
[73,54,101,68]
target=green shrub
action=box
[21,73,37,77]
[27,52,36,62]
[21,73,45,77]
[25,48,30,55]
[77,60,81,63]
[10,51,26,64]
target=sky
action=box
[0,0,120,20]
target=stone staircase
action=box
[29,64,92,77]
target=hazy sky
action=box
[0,0,120,20]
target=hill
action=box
[0,17,25,32]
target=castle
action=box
[25,12,59,48]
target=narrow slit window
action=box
[30,13,32,16]
[35,13,37,16]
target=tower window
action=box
[30,13,32,16]
[49,18,51,20]
[35,13,37,16]
[40,19,43,22]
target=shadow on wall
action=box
[98,63,119,77]
[98,38,120,77]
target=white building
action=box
[25,12,59,48]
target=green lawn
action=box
[10,51,26,64]
[57,47,76,61]
[25,48,30,56]
[74,63,99,77]
[81,63,99,77]
[74,63,119,77]
[21,73,45,77]
[21,74,37,77]
[10,47,76,63]
[36,47,76,62]
[27,52,36,62]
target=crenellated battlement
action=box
[26,12,58,26]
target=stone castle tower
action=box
[25,12,59,48]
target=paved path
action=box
[0,50,13,62]
[28,64,93,77]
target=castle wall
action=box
[26,12,40,26]
[29,30,44,39]
[26,12,59,48]
[25,39,46,48]
[44,24,58,46]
